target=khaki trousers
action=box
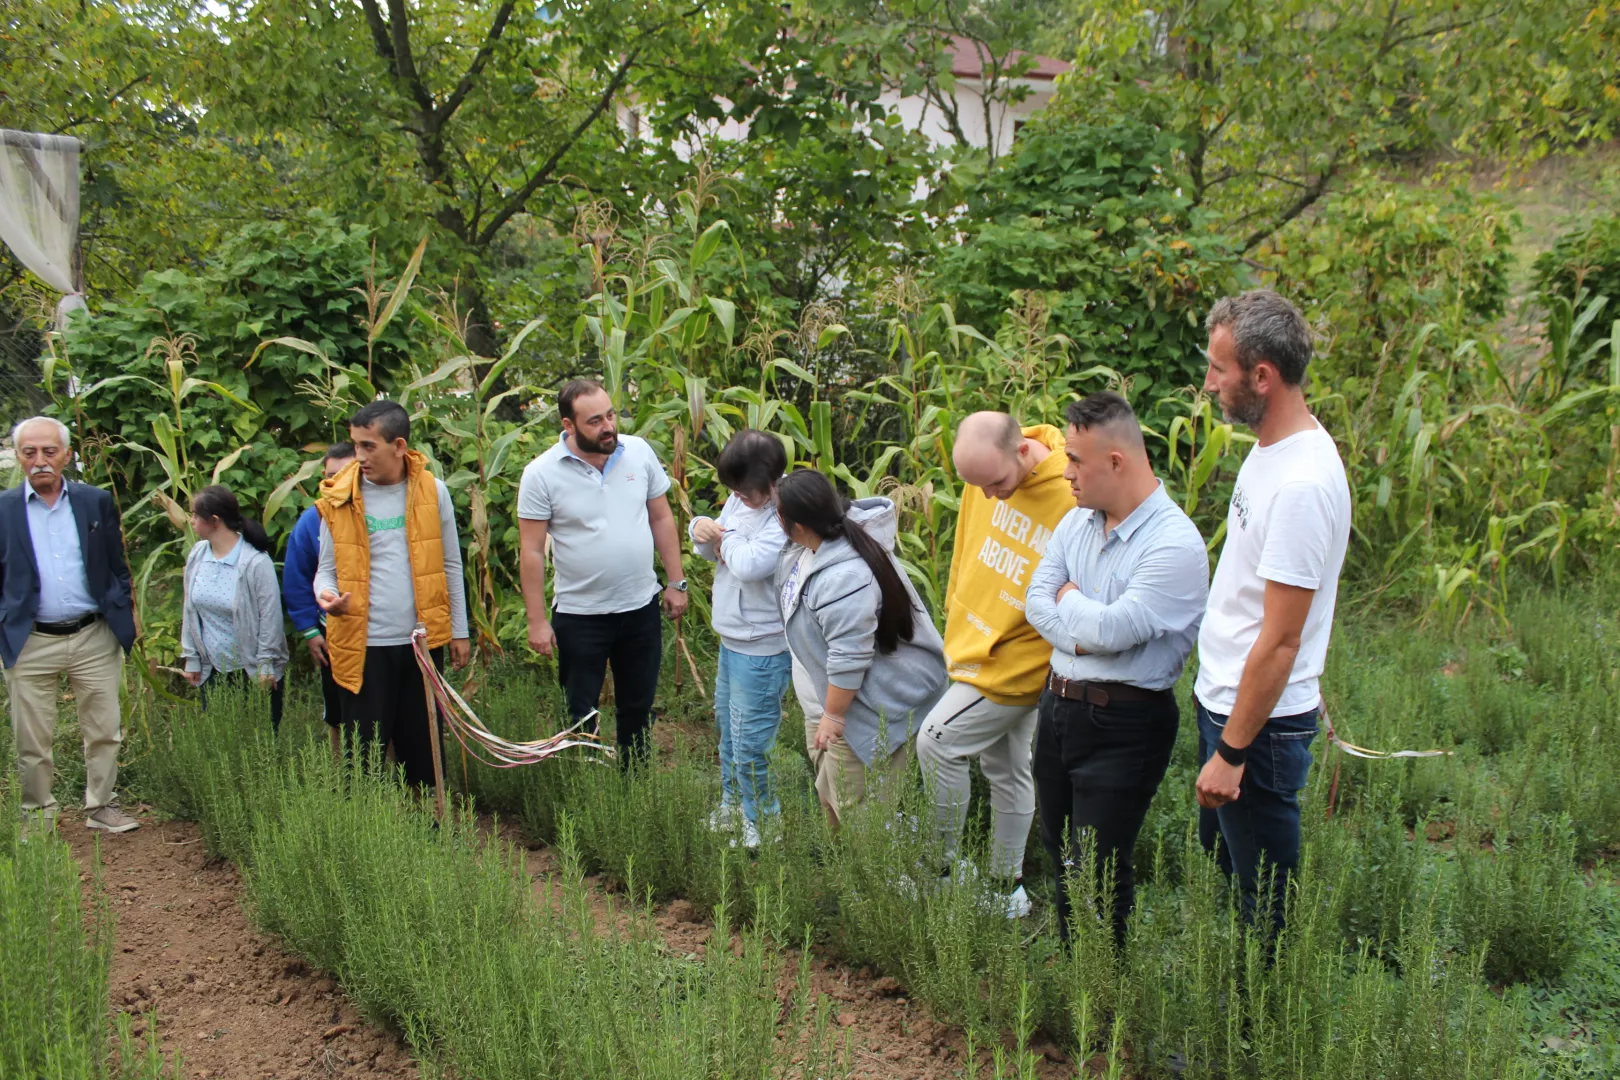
[794,662,907,822]
[4,619,124,813]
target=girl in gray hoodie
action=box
[774,469,947,829]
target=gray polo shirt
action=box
[517,433,671,616]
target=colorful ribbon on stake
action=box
[410,628,616,770]
[1321,708,1452,818]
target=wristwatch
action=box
[668,579,689,593]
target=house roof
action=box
[946,34,1070,82]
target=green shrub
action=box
[0,819,180,1080]
[1453,814,1586,986]
[1534,214,1620,362]
[0,826,111,1079]
[936,120,1238,406]
[1262,178,1516,385]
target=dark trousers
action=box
[1196,703,1318,936]
[318,654,343,729]
[338,643,445,789]
[201,669,284,731]
[553,598,662,765]
[1034,687,1178,946]
[314,621,343,729]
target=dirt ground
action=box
[59,804,1078,1080]
[518,839,1078,1080]
[61,808,418,1080]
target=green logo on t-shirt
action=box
[366,514,405,535]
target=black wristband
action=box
[1215,737,1248,766]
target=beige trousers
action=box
[4,619,124,813]
[794,659,907,824]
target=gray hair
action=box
[1206,289,1313,385]
[11,416,71,449]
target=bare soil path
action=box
[54,801,1078,1080]
[61,808,418,1080]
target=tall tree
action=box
[1054,0,1612,253]
[200,0,924,356]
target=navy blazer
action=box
[0,482,136,669]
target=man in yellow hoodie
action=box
[915,412,1072,918]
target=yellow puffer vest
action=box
[317,451,453,693]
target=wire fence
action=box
[0,317,49,437]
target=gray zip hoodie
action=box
[776,497,947,764]
[181,540,289,682]
[690,492,789,656]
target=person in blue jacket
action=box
[282,443,355,754]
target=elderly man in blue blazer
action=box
[0,417,139,834]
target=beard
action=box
[574,429,618,454]
[1218,375,1267,428]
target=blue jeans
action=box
[1196,702,1318,936]
[714,647,793,822]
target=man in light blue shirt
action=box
[1,417,139,835]
[26,473,99,624]
[1025,392,1208,946]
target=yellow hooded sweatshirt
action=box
[942,424,1074,706]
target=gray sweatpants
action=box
[914,680,1038,879]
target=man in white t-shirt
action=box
[516,380,689,763]
[1194,289,1351,937]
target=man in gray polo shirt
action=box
[518,379,689,762]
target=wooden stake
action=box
[416,622,447,821]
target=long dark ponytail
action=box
[192,484,273,554]
[776,469,915,654]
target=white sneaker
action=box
[707,802,739,833]
[85,805,140,834]
[1001,883,1033,919]
[730,817,762,850]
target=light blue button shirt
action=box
[191,537,244,673]
[1024,483,1210,691]
[24,482,98,623]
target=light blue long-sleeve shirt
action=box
[25,482,97,623]
[1024,482,1209,691]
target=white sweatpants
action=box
[914,680,1038,879]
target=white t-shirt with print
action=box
[1195,421,1351,717]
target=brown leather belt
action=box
[1045,673,1169,707]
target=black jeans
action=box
[337,643,445,790]
[201,669,284,731]
[553,598,662,765]
[1196,703,1318,937]
[319,657,343,728]
[1034,687,1178,946]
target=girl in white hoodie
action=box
[689,431,791,848]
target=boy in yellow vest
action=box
[315,401,470,787]
[915,412,1072,918]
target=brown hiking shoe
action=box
[85,805,140,833]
